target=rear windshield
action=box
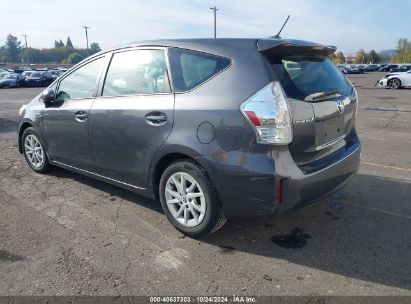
[168,48,231,92]
[267,51,352,100]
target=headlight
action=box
[18,105,27,117]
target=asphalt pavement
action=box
[0,73,410,296]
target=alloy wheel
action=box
[24,134,45,168]
[389,79,401,89]
[165,172,206,227]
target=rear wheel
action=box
[388,78,401,89]
[22,127,50,173]
[159,160,226,238]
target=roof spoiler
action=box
[257,38,337,54]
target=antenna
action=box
[273,15,291,39]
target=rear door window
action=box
[267,51,352,100]
[168,48,230,92]
[103,49,171,96]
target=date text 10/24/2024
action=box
[149,296,257,303]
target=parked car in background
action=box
[390,65,411,73]
[49,70,64,80]
[24,71,54,87]
[17,38,361,237]
[0,73,22,88]
[0,71,10,79]
[13,69,26,74]
[345,66,364,74]
[19,71,35,87]
[21,71,34,78]
[377,70,411,89]
[337,66,348,74]
[364,64,379,72]
[379,64,398,72]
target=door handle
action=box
[145,112,167,126]
[75,111,88,122]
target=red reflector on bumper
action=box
[277,179,283,206]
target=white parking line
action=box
[343,201,411,220]
[362,162,411,172]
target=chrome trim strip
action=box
[52,161,145,190]
[315,135,345,151]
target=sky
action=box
[1,0,410,54]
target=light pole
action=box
[210,6,218,38]
[81,26,90,49]
[22,34,29,64]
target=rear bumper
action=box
[197,132,360,218]
[279,140,360,213]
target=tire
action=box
[22,127,50,173]
[159,160,226,238]
[388,78,401,89]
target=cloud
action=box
[0,0,406,51]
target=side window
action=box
[168,48,231,92]
[102,49,171,96]
[56,57,104,101]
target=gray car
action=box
[17,38,361,238]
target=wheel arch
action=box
[150,148,215,200]
[389,77,402,88]
[18,121,35,153]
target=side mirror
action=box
[41,89,55,104]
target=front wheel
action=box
[159,160,226,238]
[22,127,50,173]
[388,78,402,89]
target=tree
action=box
[0,48,8,63]
[66,36,73,48]
[66,52,83,64]
[4,34,22,62]
[333,52,346,64]
[54,39,65,48]
[90,42,101,54]
[391,38,411,63]
[367,50,379,63]
[355,49,367,64]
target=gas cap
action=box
[196,122,215,144]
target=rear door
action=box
[89,48,174,188]
[262,43,357,165]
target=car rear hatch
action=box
[258,38,358,165]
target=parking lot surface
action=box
[0,73,410,296]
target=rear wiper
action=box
[304,89,341,102]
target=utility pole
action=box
[22,34,29,64]
[210,6,218,38]
[81,26,90,49]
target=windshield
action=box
[5,74,17,79]
[267,51,352,101]
[31,73,42,77]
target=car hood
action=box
[26,77,42,80]
[0,79,14,83]
[387,72,408,78]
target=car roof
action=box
[94,37,334,58]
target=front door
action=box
[89,48,174,188]
[42,56,106,169]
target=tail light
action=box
[240,81,292,145]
